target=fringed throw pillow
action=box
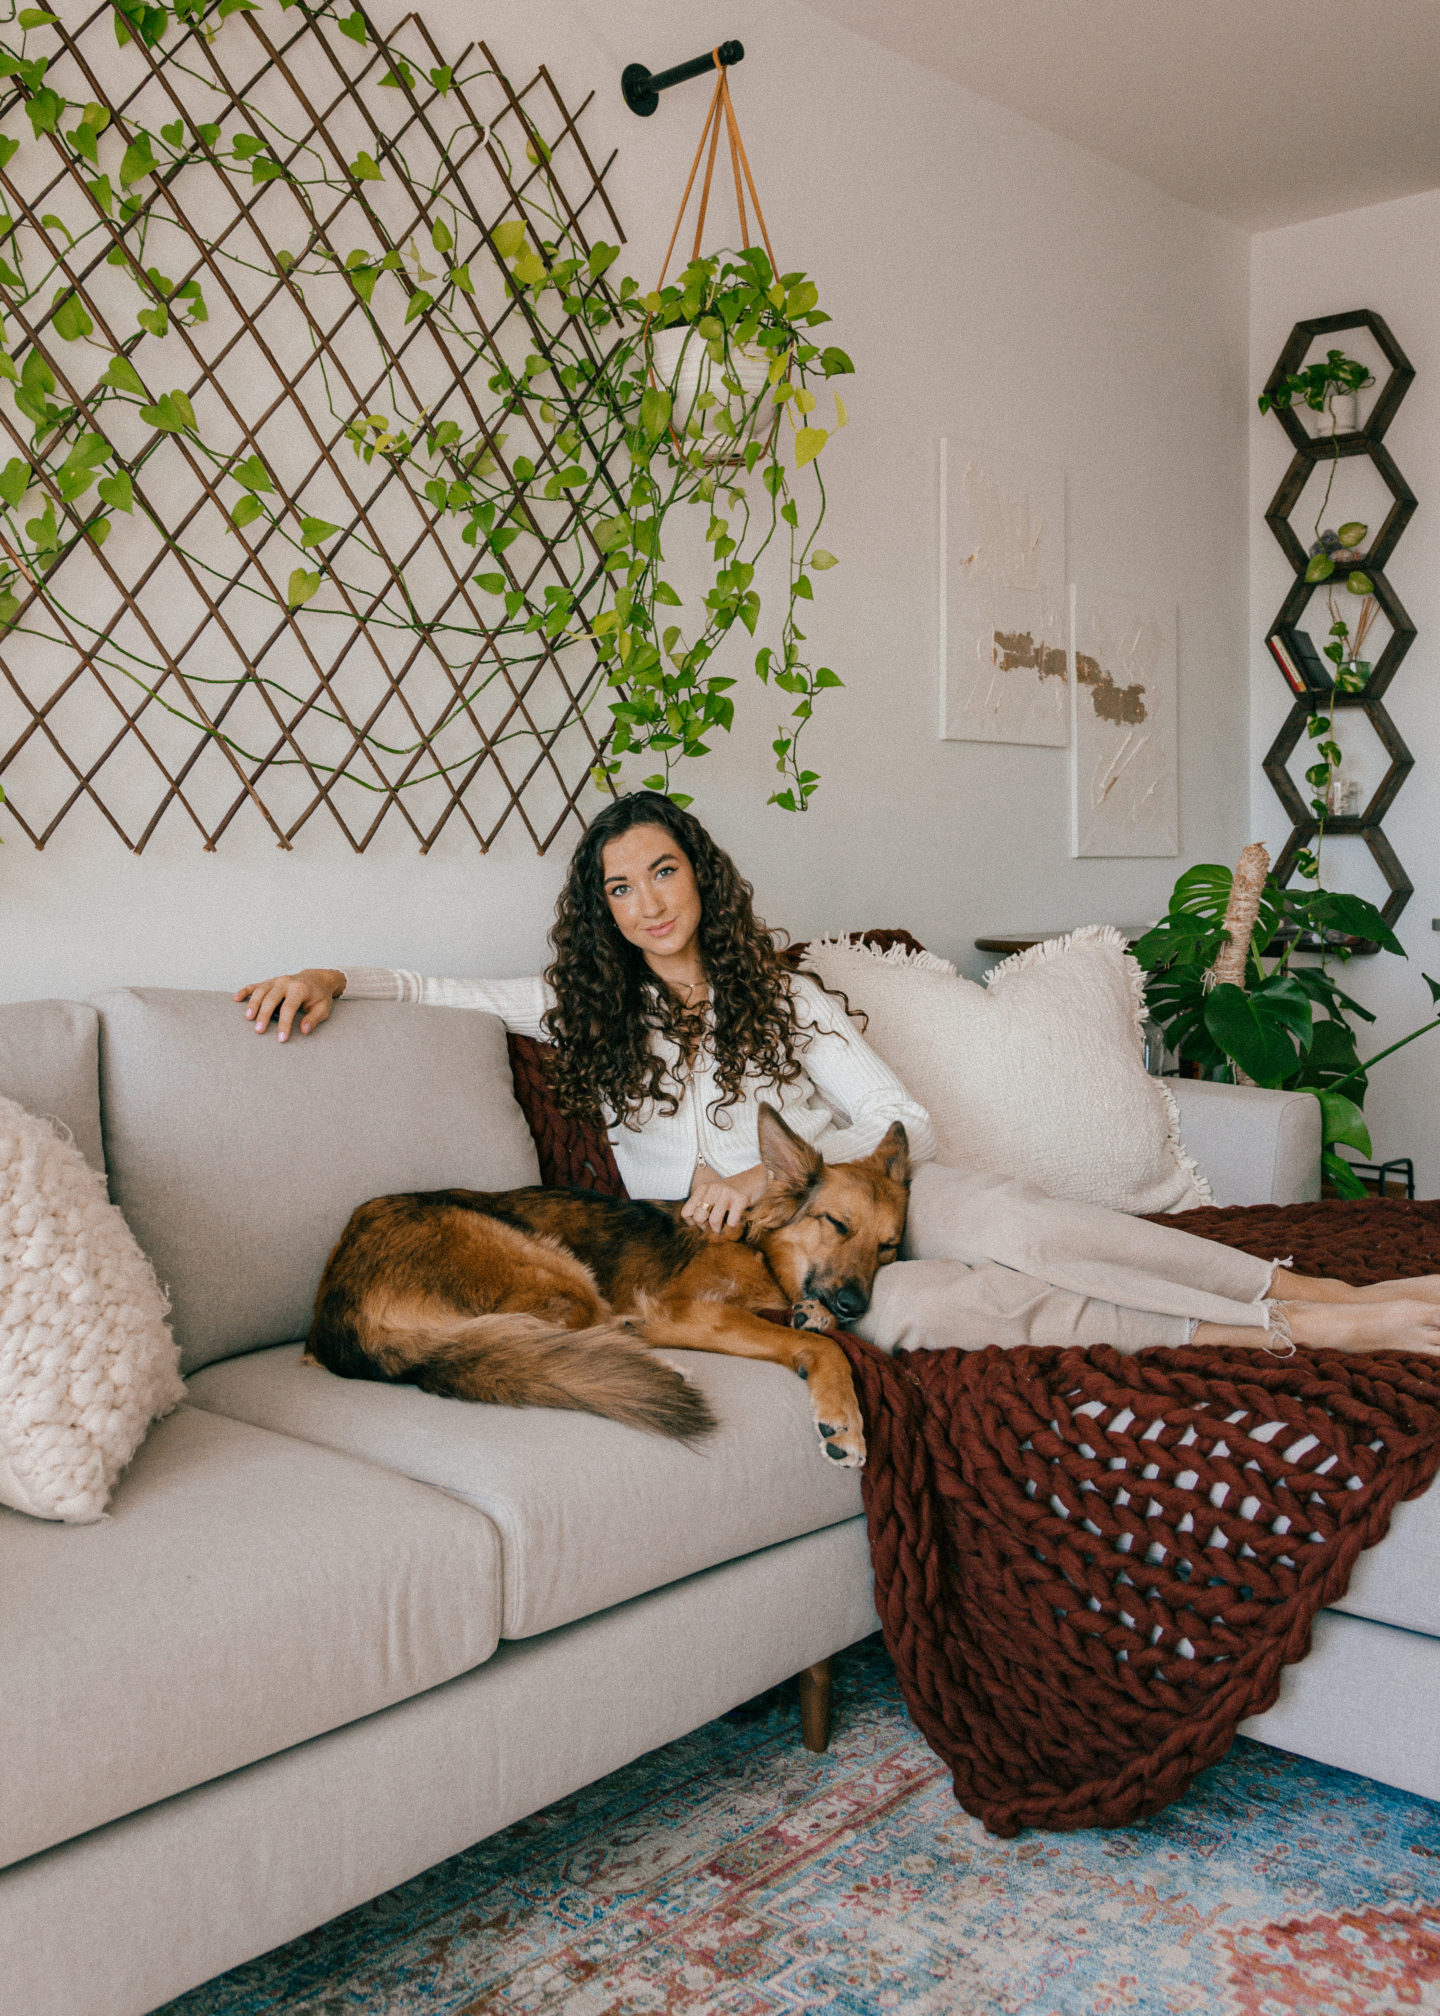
[0,1094,183,1522]
[804,927,1211,1214]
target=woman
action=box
[236,791,1440,1359]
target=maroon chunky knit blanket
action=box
[838,1199,1440,1837]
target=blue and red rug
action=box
[162,1637,1440,2014]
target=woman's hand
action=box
[681,1160,769,1239]
[234,968,347,1042]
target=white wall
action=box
[7,0,1250,1004]
[1251,189,1440,1195]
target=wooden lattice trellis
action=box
[0,0,633,851]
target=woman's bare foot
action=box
[1277,1271,1440,1311]
[1353,1274,1440,1307]
[1196,1300,1440,1355]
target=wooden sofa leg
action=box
[798,1658,832,1752]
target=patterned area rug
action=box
[162,1638,1440,2016]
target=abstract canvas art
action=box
[1069,584,1178,857]
[939,440,1068,746]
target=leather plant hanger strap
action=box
[655,50,779,292]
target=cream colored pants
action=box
[855,1160,1280,1355]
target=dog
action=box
[306,1103,910,1467]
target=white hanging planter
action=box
[646,323,779,464]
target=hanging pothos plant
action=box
[487,238,853,809]
[0,0,855,844]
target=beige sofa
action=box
[3,986,1434,2016]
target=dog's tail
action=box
[370,1311,717,1443]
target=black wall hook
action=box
[622,41,744,117]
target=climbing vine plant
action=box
[0,0,851,851]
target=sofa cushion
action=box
[94,990,541,1372]
[0,1402,502,1871]
[804,929,1211,1214]
[187,1343,864,1639]
[0,998,104,1175]
[1331,1462,1440,1640]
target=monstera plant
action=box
[1138,862,1440,1196]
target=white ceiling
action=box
[803,0,1440,232]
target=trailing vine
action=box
[0,0,853,850]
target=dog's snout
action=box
[831,1284,868,1322]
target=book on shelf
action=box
[1267,627,1334,698]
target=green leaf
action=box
[814,667,843,689]
[18,9,62,26]
[0,136,18,172]
[639,386,672,438]
[1203,983,1300,1088]
[1322,1149,1369,1199]
[160,119,183,148]
[429,64,452,93]
[252,157,285,184]
[403,288,433,323]
[794,426,826,467]
[348,263,378,304]
[50,288,92,341]
[137,305,168,339]
[26,88,63,138]
[90,469,130,513]
[137,389,194,433]
[67,117,98,164]
[337,9,367,41]
[286,567,320,609]
[430,218,452,255]
[0,456,29,505]
[0,588,20,628]
[1303,889,1404,955]
[491,220,527,259]
[449,262,473,295]
[511,251,547,287]
[1304,552,1335,582]
[1314,1088,1372,1156]
[349,150,382,182]
[820,345,854,376]
[1336,521,1367,546]
[809,548,838,570]
[378,60,416,90]
[228,491,261,529]
[474,572,506,594]
[1347,571,1374,595]
[119,132,156,186]
[231,454,272,493]
[300,515,338,546]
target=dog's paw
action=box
[815,1418,866,1468]
[791,1297,835,1332]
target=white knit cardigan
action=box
[342,967,937,1200]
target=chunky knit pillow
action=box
[804,927,1211,1214]
[506,1034,625,1196]
[0,1094,183,1522]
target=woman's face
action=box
[601,822,703,971]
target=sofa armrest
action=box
[1164,1078,1322,1208]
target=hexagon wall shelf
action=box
[1260,309,1416,930]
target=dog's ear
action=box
[867,1121,910,1186]
[756,1102,822,1193]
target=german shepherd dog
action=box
[307,1105,909,1467]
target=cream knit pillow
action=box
[0,1094,182,1522]
[806,928,1211,1214]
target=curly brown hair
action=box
[542,791,810,1127]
